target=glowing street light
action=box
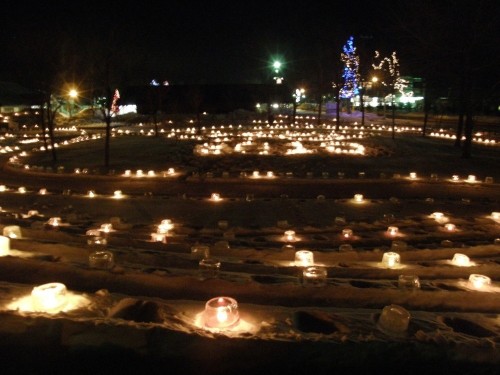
[68,88,78,119]
[272,60,283,84]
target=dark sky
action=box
[1,0,498,90]
[0,1,396,86]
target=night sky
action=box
[1,0,499,91]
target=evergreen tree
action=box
[340,36,360,114]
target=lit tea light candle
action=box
[266,171,274,178]
[468,274,491,290]
[151,232,167,242]
[136,169,144,177]
[444,223,456,232]
[203,296,239,329]
[99,223,113,233]
[342,228,353,239]
[87,190,96,198]
[381,251,401,269]
[0,185,7,192]
[210,193,221,201]
[451,175,460,181]
[31,282,68,313]
[430,212,448,224]
[147,170,155,177]
[167,167,175,175]
[39,188,47,195]
[89,250,114,269]
[157,219,174,233]
[466,175,476,183]
[113,190,123,199]
[409,172,417,180]
[294,250,314,267]
[303,266,328,287]
[47,217,61,227]
[491,212,500,221]
[354,194,364,203]
[387,226,399,236]
[252,170,260,178]
[0,235,10,256]
[284,230,296,242]
[18,186,26,194]
[3,225,21,239]
[451,253,471,267]
[123,170,132,177]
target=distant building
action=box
[0,81,40,114]
[119,83,293,115]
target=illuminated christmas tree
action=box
[340,36,360,100]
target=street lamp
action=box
[272,60,283,84]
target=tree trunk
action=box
[461,101,474,159]
[104,115,111,169]
[360,85,365,126]
[316,94,322,125]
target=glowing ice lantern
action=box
[99,223,113,233]
[0,235,10,256]
[89,250,114,269]
[387,226,399,236]
[284,230,296,242]
[31,282,68,313]
[354,194,364,203]
[203,297,239,329]
[252,170,260,178]
[381,252,401,269]
[466,175,476,183]
[210,193,221,201]
[468,274,491,290]
[409,172,417,180]
[445,223,456,232]
[342,228,353,239]
[266,171,274,178]
[47,217,61,227]
[294,250,314,267]
[451,253,470,267]
[377,304,411,334]
[151,233,167,242]
[3,225,21,239]
[157,219,174,233]
[113,190,123,199]
[303,266,327,287]
[123,170,131,177]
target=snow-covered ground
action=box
[0,113,498,374]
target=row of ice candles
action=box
[293,248,492,290]
[9,279,241,330]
